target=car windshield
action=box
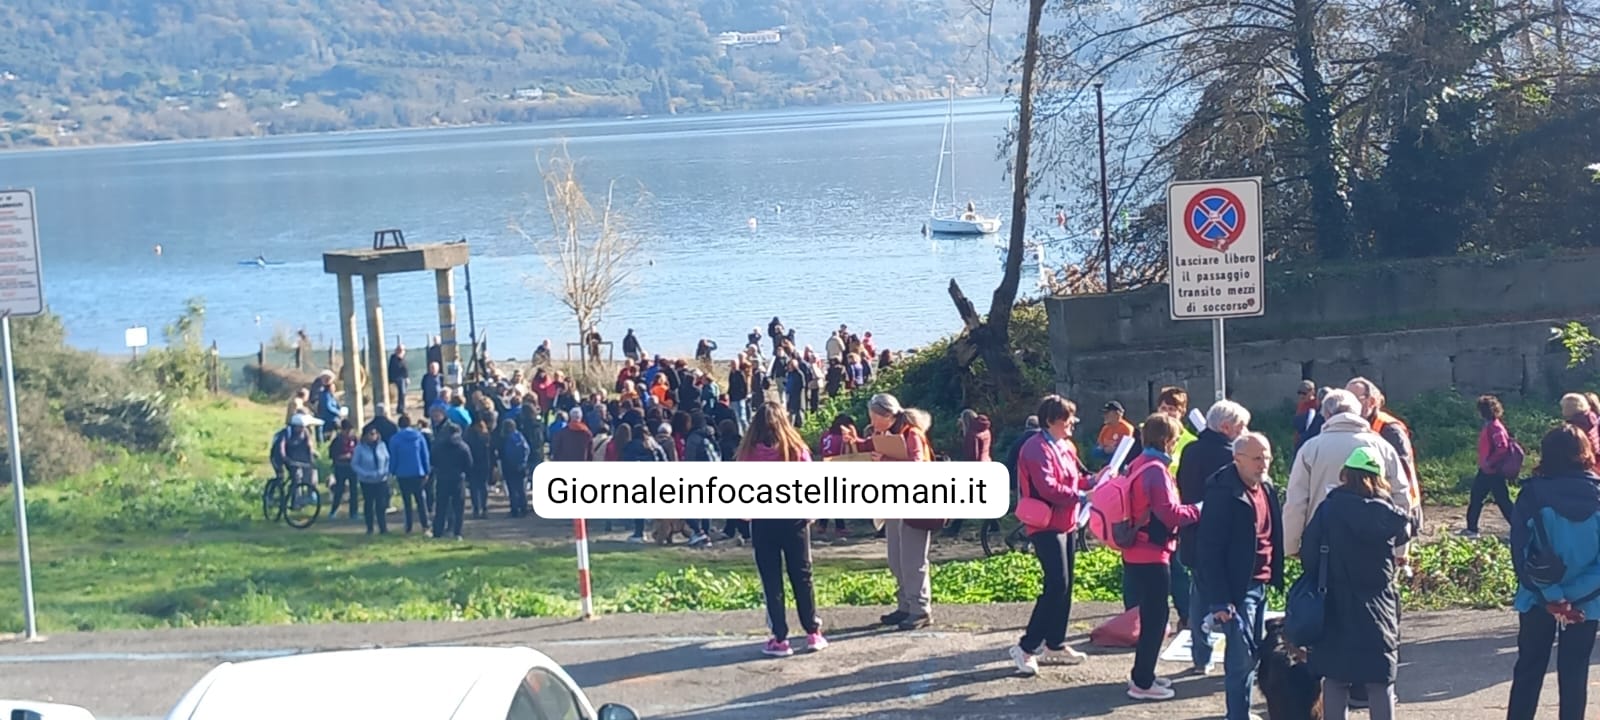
[504,668,582,720]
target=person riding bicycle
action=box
[280,413,320,482]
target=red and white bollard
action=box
[574,519,594,620]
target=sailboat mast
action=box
[947,79,957,209]
[931,101,949,216]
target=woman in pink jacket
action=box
[1008,395,1092,676]
[737,401,827,657]
[1465,394,1516,538]
[1122,413,1202,701]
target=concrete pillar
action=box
[435,268,460,384]
[336,273,366,433]
[362,274,389,413]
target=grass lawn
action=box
[0,530,886,633]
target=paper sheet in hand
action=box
[823,452,877,462]
[870,433,910,461]
[1189,409,1207,433]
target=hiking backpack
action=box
[1087,455,1159,551]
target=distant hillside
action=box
[0,0,1025,148]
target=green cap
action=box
[1344,446,1383,475]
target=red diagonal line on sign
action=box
[1196,205,1232,237]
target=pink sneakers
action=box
[806,632,828,651]
[762,638,793,657]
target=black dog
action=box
[1256,616,1324,720]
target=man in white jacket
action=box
[1283,388,1413,557]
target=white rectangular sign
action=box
[0,190,44,317]
[125,326,149,349]
[1167,177,1264,320]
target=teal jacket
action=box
[1511,472,1600,618]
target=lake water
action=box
[5,98,1041,358]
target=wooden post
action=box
[362,274,389,413]
[435,268,459,383]
[336,273,366,433]
[256,343,265,394]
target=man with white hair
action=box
[1284,389,1412,558]
[1198,431,1284,720]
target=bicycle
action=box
[262,462,323,529]
[980,517,1034,557]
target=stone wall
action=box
[1044,251,1600,418]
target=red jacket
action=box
[961,415,993,462]
[1120,452,1202,565]
[1016,431,1088,533]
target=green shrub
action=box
[62,392,176,453]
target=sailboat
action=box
[927,79,1002,235]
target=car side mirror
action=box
[597,703,640,720]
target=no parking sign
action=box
[1167,177,1265,320]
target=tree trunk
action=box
[948,0,1043,395]
[1293,0,1352,260]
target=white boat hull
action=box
[929,215,1002,235]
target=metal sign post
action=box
[0,188,45,640]
[1167,177,1264,402]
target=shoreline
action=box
[0,92,1014,158]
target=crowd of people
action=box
[268,331,1600,719]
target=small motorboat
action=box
[238,256,286,267]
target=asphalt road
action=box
[0,602,1590,719]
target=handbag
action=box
[1015,460,1054,527]
[1284,542,1330,647]
[1500,437,1527,478]
[1014,435,1064,528]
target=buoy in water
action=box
[748,217,758,230]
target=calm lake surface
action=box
[6,98,1041,358]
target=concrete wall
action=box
[1044,252,1600,418]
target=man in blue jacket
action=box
[387,414,432,534]
[1197,432,1284,720]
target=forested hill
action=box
[0,0,1025,149]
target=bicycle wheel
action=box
[980,520,1003,557]
[1005,525,1034,555]
[262,477,285,522]
[282,481,322,529]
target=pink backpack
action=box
[1087,456,1158,551]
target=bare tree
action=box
[515,144,645,372]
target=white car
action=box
[163,646,641,720]
[0,700,97,720]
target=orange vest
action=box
[1371,411,1422,505]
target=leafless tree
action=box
[515,144,646,372]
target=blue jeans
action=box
[1222,583,1267,720]
[1188,573,1214,669]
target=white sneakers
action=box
[1126,677,1176,700]
[1008,644,1089,676]
[1009,645,1040,676]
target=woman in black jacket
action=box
[464,417,496,520]
[1302,446,1412,720]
